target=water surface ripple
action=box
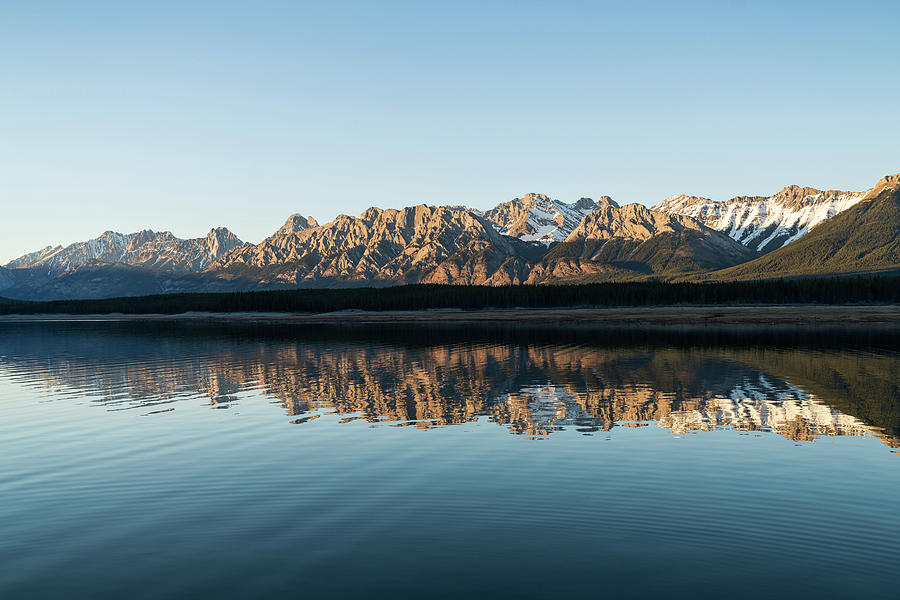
[1,322,899,598]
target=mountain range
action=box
[2,172,898,300]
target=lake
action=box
[1,321,899,599]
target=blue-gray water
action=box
[2,322,899,599]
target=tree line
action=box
[0,276,898,315]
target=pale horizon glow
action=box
[2,1,899,263]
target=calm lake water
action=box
[2,322,899,599]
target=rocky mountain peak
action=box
[576,196,616,211]
[566,202,700,243]
[654,194,713,213]
[277,214,319,235]
[204,228,244,257]
[864,173,900,199]
[518,193,553,207]
[5,245,65,270]
[769,185,856,209]
[482,193,607,243]
[206,226,237,240]
[360,207,385,223]
[879,173,900,187]
[127,230,165,247]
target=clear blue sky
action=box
[2,0,899,262]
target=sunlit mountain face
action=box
[2,322,897,446]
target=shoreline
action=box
[1,304,900,326]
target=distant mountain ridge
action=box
[2,171,898,300]
[8,227,244,275]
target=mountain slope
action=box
[526,203,756,282]
[211,204,536,286]
[0,266,13,291]
[481,193,612,243]
[654,184,869,253]
[0,265,253,301]
[699,177,900,280]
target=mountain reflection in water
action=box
[4,321,900,599]
[1,322,897,446]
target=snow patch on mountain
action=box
[482,193,615,243]
[653,186,867,253]
[6,228,244,275]
[660,375,875,440]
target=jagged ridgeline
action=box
[1,173,898,300]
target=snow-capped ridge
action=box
[651,177,892,252]
[482,193,616,243]
[6,227,244,274]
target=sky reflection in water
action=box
[1,322,899,599]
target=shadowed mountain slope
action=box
[698,177,900,281]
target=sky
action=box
[2,0,899,263]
